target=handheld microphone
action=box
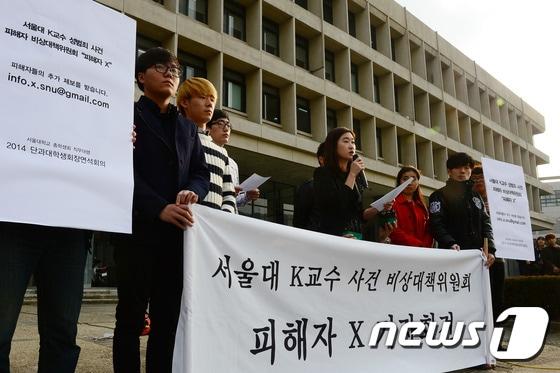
[352,154,369,190]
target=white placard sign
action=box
[0,0,136,233]
[173,205,495,373]
[481,157,534,260]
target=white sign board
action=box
[173,205,495,373]
[0,0,136,233]
[482,157,534,260]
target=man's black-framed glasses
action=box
[152,63,182,78]
[210,119,232,130]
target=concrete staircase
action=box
[24,287,118,304]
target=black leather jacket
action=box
[429,179,495,253]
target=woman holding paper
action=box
[313,127,387,239]
[389,166,433,247]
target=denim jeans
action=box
[0,222,86,373]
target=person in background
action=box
[429,152,495,267]
[293,142,325,231]
[389,165,433,248]
[0,226,88,373]
[530,236,546,275]
[313,127,387,239]
[113,47,209,373]
[205,109,260,208]
[471,165,505,319]
[176,79,237,214]
[542,233,560,275]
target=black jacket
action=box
[313,166,363,237]
[293,179,320,231]
[429,179,495,253]
[132,96,210,241]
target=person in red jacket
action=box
[389,165,433,247]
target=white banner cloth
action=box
[482,157,534,260]
[173,205,495,373]
[0,0,135,233]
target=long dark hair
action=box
[396,165,427,211]
[323,127,355,173]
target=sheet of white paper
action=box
[239,174,270,191]
[482,157,534,261]
[0,0,136,233]
[370,177,413,210]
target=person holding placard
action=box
[389,165,433,248]
[471,165,505,319]
[112,48,210,373]
[0,223,87,372]
[429,153,495,268]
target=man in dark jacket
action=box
[429,153,495,267]
[542,233,560,274]
[112,47,209,373]
[293,142,324,230]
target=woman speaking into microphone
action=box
[313,127,387,239]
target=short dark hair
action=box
[545,233,556,241]
[135,47,179,91]
[537,236,545,241]
[446,152,474,170]
[471,165,484,176]
[208,109,229,127]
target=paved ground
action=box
[9,303,560,372]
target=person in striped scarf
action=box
[176,78,237,214]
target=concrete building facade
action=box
[538,176,560,237]
[94,0,553,231]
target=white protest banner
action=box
[482,157,534,260]
[0,0,135,233]
[173,205,495,373]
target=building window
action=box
[179,0,207,23]
[179,52,206,81]
[370,26,377,50]
[295,0,308,9]
[391,38,397,62]
[541,190,560,207]
[262,18,279,56]
[373,75,380,103]
[323,0,333,24]
[376,127,383,158]
[348,11,356,37]
[295,36,309,70]
[353,119,361,150]
[223,69,245,112]
[351,63,359,93]
[325,50,335,82]
[136,35,159,58]
[394,86,400,112]
[224,2,245,41]
[397,136,403,164]
[326,108,337,133]
[297,97,311,133]
[263,84,281,123]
